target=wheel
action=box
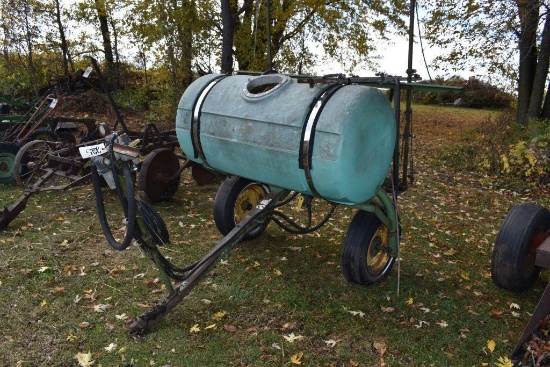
[491,203,550,291]
[137,148,181,203]
[14,140,51,188]
[23,129,57,145]
[213,176,270,240]
[55,130,77,145]
[340,210,396,285]
[0,142,21,183]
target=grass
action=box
[1,104,548,366]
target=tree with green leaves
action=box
[124,0,217,95]
[423,0,550,125]
[221,0,409,75]
[70,0,121,88]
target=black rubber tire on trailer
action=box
[341,210,396,285]
[491,203,550,292]
[0,142,21,184]
[213,176,270,240]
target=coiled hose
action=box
[92,135,172,251]
[91,158,137,251]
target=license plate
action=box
[79,143,107,158]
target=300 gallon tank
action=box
[176,73,396,205]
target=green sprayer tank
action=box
[176,74,396,205]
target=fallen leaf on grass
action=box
[224,325,238,332]
[348,310,365,317]
[38,266,50,273]
[189,324,200,333]
[67,333,78,343]
[324,339,339,347]
[93,304,112,313]
[373,341,387,356]
[381,306,394,313]
[205,324,217,330]
[274,269,282,276]
[213,311,226,319]
[74,351,94,367]
[487,339,495,353]
[115,313,128,320]
[496,356,513,367]
[104,343,117,352]
[414,320,430,328]
[436,320,448,328]
[284,333,304,343]
[290,351,303,365]
[443,249,456,256]
[281,322,295,331]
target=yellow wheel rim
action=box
[234,183,268,224]
[366,225,390,274]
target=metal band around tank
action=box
[191,76,226,163]
[299,84,344,195]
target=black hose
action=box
[109,136,130,216]
[91,148,137,251]
[271,203,337,234]
[137,199,170,246]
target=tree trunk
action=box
[220,0,236,74]
[178,0,195,88]
[516,0,539,125]
[94,0,116,89]
[527,10,550,120]
[54,0,70,79]
[23,0,38,96]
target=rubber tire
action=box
[341,210,396,285]
[491,203,550,291]
[213,176,270,240]
[0,142,21,183]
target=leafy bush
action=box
[501,120,550,183]
[415,76,513,109]
[437,111,550,185]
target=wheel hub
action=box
[235,184,267,223]
[366,226,389,273]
